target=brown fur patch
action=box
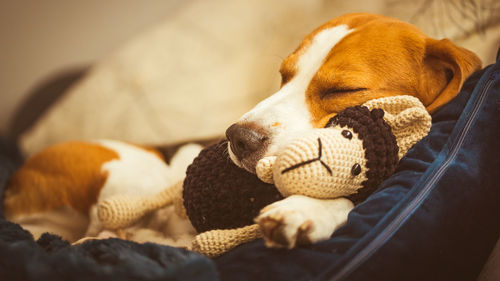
[3,141,119,218]
[276,13,481,129]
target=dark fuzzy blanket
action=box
[0,137,218,281]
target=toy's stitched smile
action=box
[281,138,332,175]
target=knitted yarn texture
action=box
[98,180,183,229]
[95,95,431,258]
[328,106,399,203]
[256,95,431,204]
[183,141,283,233]
[363,95,432,159]
[191,224,262,258]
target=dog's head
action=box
[226,13,481,173]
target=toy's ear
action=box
[420,38,481,113]
[363,95,432,159]
[256,156,277,184]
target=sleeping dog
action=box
[225,13,481,248]
[3,13,480,248]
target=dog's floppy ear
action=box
[420,38,481,113]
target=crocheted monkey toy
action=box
[97,95,431,258]
[256,95,432,204]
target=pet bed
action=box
[214,49,500,281]
[1,51,500,281]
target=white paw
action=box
[255,195,353,249]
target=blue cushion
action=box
[215,54,500,281]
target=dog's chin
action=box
[227,143,259,174]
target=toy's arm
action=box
[191,224,262,257]
[256,195,354,248]
[189,195,350,257]
[98,180,184,229]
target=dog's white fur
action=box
[230,25,353,164]
[257,195,354,248]
[230,25,357,248]
[85,141,202,239]
[98,140,175,200]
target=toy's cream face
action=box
[257,127,368,199]
[256,96,432,202]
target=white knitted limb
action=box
[98,180,183,229]
[191,224,262,257]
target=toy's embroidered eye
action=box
[351,163,361,176]
[341,130,352,140]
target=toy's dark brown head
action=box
[183,140,283,233]
[326,106,399,203]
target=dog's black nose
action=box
[226,123,268,161]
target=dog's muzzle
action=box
[225,123,270,173]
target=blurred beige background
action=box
[0,0,184,134]
[1,0,499,154]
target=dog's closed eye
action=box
[320,87,368,99]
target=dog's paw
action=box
[256,195,349,249]
[256,208,314,248]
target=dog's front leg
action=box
[256,195,354,249]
